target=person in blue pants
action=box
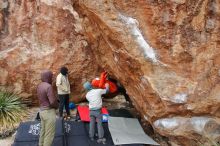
[83,81,109,143]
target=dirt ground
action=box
[0,136,14,146]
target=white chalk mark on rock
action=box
[170,93,188,103]
[119,14,157,62]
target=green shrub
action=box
[0,91,26,137]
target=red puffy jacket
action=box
[91,72,117,93]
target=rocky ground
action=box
[0,95,169,146]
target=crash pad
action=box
[77,105,109,122]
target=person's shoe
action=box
[90,137,94,141]
[97,138,106,144]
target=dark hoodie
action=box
[60,66,68,76]
[37,70,58,110]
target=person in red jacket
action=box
[91,71,130,102]
[91,71,117,93]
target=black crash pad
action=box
[13,118,64,146]
[13,109,144,146]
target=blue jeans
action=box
[89,109,104,139]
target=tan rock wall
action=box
[0,0,100,103]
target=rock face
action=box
[0,0,101,104]
[0,0,220,145]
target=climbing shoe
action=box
[97,138,106,144]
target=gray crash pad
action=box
[108,117,160,145]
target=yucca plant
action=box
[0,91,26,137]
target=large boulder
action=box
[74,0,220,145]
